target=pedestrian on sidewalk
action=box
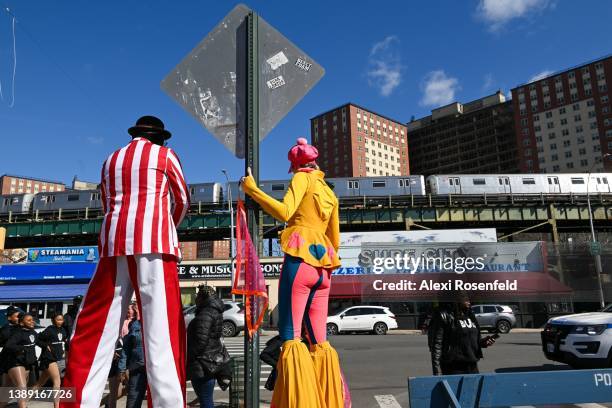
[187,285,229,408]
[35,313,68,408]
[2,313,39,408]
[63,296,82,342]
[428,294,496,375]
[118,303,147,408]
[0,307,22,391]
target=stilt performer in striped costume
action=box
[61,116,190,408]
[241,138,349,408]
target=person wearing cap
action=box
[241,138,345,408]
[61,116,190,408]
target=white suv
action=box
[183,301,245,337]
[327,306,398,335]
[541,305,612,368]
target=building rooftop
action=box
[512,53,612,89]
[407,91,508,131]
[310,102,407,126]
[0,174,65,186]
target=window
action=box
[551,154,559,161]
[522,178,536,185]
[482,306,497,314]
[547,122,554,129]
[568,71,575,78]
[90,193,101,201]
[591,122,598,129]
[574,114,582,122]
[559,107,566,114]
[548,132,556,139]
[563,140,571,147]
[271,184,285,191]
[571,177,585,184]
[602,96,610,104]
[567,162,574,169]
[560,118,568,125]
[472,178,486,185]
[576,125,584,133]
[372,180,386,188]
[348,180,360,189]
[562,129,570,136]
[565,151,572,158]
[579,148,587,155]
[581,159,589,167]
[534,115,540,121]
[545,112,552,119]
[573,103,580,111]
[550,143,557,150]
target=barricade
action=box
[408,369,612,407]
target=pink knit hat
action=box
[287,137,318,172]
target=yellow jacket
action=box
[241,170,341,269]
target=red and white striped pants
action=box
[60,254,186,408]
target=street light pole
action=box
[222,169,236,302]
[587,153,611,309]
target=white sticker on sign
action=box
[267,76,286,90]
[266,51,289,70]
[295,58,312,72]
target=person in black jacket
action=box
[429,297,496,375]
[62,295,82,342]
[260,335,283,391]
[187,285,227,408]
[3,313,38,408]
[34,314,67,408]
[0,307,22,401]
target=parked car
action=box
[183,301,245,337]
[541,305,612,368]
[471,304,516,334]
[326,306,398,335]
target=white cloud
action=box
[420,70,460,107]
[87,136,104,145]
[477,0,553,31]
[528,69,554,83]
[482,73,495,91]
[367,36,402,97]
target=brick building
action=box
[512,55,612,173]
[310,103,409,177]
[197,240,230,260]
[407,92,518,174]
[0,175,65,195]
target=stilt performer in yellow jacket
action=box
[241,138,346,408]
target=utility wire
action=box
[2,4,109,114]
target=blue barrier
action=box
[408,369,612,407]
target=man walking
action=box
[61,116,190,408]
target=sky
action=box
[0,0,611,186]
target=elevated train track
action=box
[2,193,611,248]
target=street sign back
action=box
[161,4,324,158]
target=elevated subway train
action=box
[1,173,610,220]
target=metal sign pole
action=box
[245,10,261,407]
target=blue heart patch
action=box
[309,244,327,260]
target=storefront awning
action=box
[0,284,89,301]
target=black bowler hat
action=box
[128,115,172,140]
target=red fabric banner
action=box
[232,199,269,336]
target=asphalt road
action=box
[21,332,605,408]
[329,331,571,408]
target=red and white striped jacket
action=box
[98,137,190,258]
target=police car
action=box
[541,304,612,368]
